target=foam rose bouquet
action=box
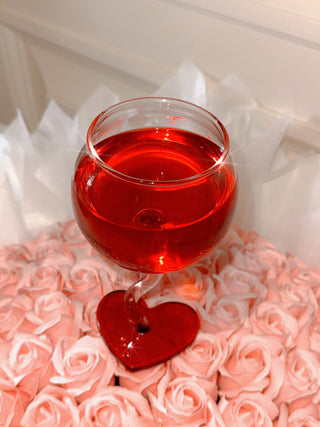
[0,220,320,426]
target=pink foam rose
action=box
[163,267,213,305]
[0,242,32,263]
[33,290,80,323]
[235,228,272,250]
[21,385,79,427]
[51,335,116,402]
[195,246,230,275]
[0,262,22,297]
[277,282,318,329]
[115,361,168,396]
[287,412,320,427]
[309,323,320,354]
[170,331,229,380]
[33,228,61,242]
[64,256,111,304]
[0,333,54,402]
[276,348,320,406]
[278,255,320,293]
[199,293,253,334]
[231,248,269,282]
[214,264,267,300]
[33,238,76,265]
[218,329,285,400]
[148,372,222,427]
[0,378,25,426]
[241,231,289,280]
[18,263,66,298]
[315,289,320,323]
[79,386,157,427]
[250,300,299,350]
[231,226,255,243]
[279,281,317,308]
[276,402,320,427]
[221,224,245,250]
[26,291,83,344]
[0,294,34,340]
[59,219,87,247]
[80,296,100,336]
[93,258,121,296]
[289,399,320,418]
[290,258,320,291]
[219,392,279,426]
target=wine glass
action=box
[72,97,237,370]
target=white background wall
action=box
[0,0,319,149]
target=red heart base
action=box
[97,290,200,371]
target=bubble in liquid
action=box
[134,208,166,228]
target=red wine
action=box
[72,128,237,273]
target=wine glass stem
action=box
[124,274,162,332]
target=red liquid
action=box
[72,128,237,273]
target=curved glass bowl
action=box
[72,97,238,274]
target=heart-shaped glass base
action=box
[97,290,200,371]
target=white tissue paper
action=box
[1,60,319,267]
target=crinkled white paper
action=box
[1,60,319,267]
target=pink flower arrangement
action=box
[0,219,320,425]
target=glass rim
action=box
[86,97,230,186]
